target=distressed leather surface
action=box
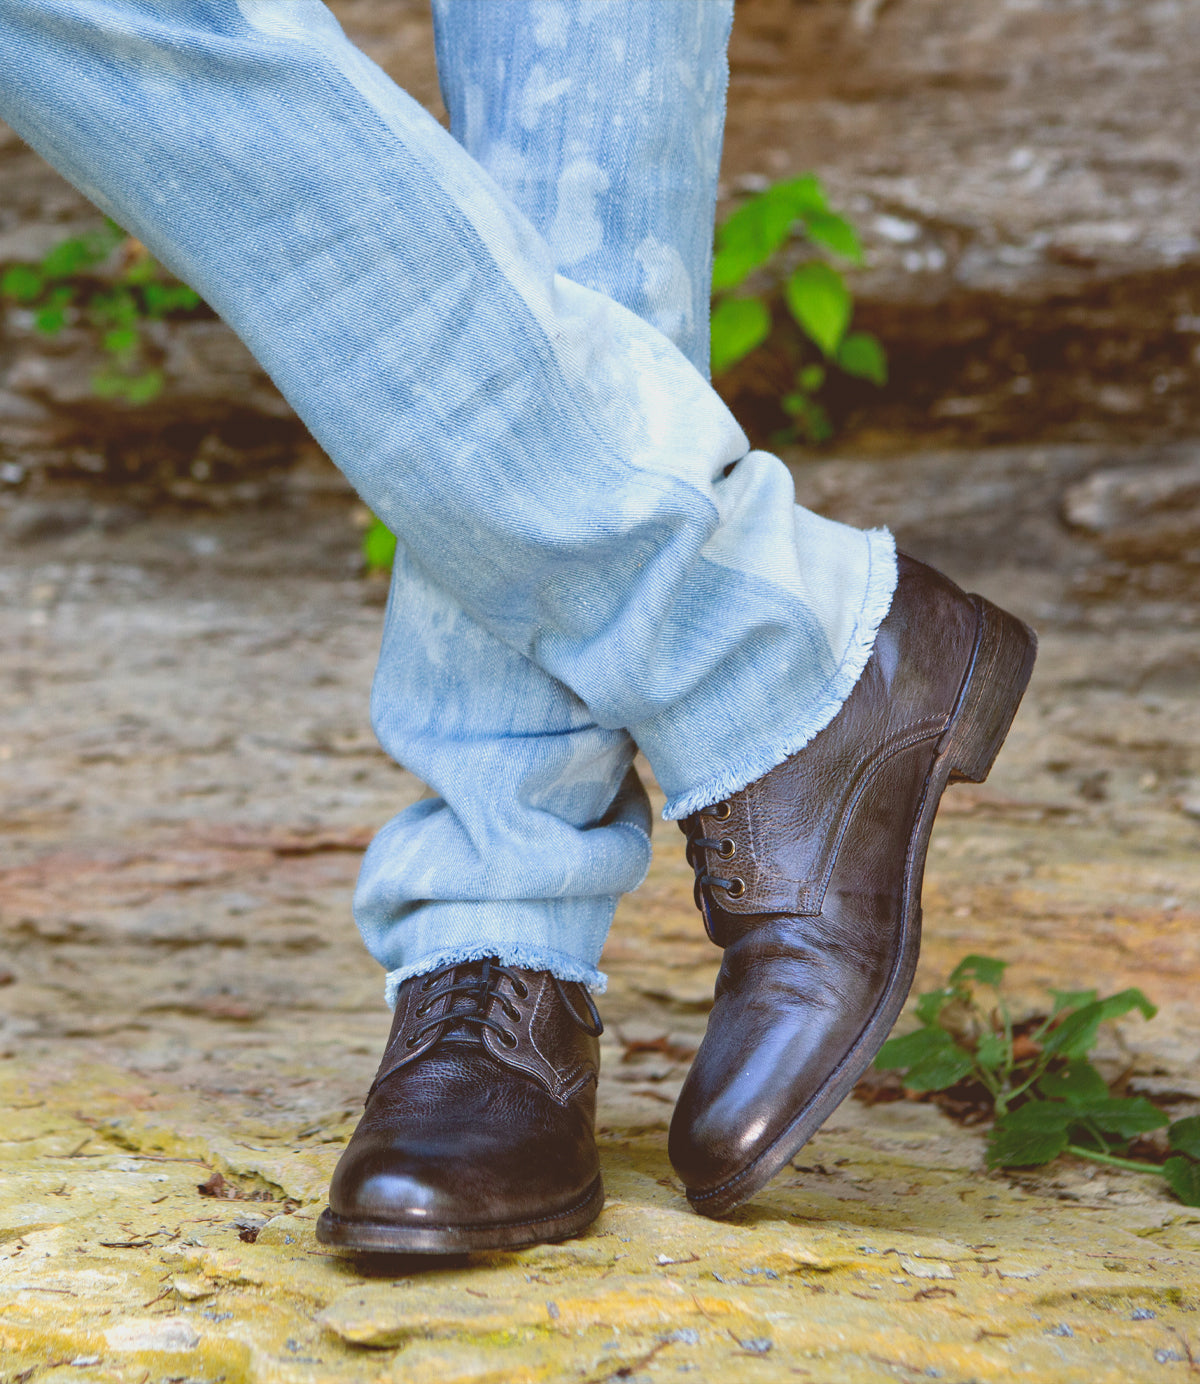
[670,555,984,1195]
[329,963,601,1228]
[689,555,980,930]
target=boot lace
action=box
[680,800,746,908]
[405,958,603,1053]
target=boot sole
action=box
[687,595,1038,1218]
[314,1175,604,1254]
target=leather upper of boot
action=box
[668,555,983,1194]
[328,959,602,1229]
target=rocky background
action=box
[6,0,1200,495]
[3,5,1200,1381]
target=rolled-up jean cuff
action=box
[659,526,899,820]
[380,898,616,1006]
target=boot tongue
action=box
[437,959,502,1045]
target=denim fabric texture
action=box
[0,0,897,999]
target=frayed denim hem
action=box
[661,526,899,820]
[384,943,607,1008]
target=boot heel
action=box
[942,598,1038,784]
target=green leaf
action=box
[1168,1116,1200,1161]
[1096,988,1157,1022]
[91,368,128,400]
[711,246,761,296]
[796,363,826,393]
[39,236,95,279]
[103,326,140,357]
[142,281,201,315]
[34,305,67,335]
[89,287,139,328]
[988,1104,1072,1168]
[2,264,45,302]
[1163,1156,1200,1207]
[1070,1097,1168,1140]
[768,173,830,217]
[1005,1102,1076,1132]
[837,331,888,386]
[1043,990,1157,1060]
[974,1032,1008,1072]
[949,955,1009,988]
[777,393,828,440]
[121,369,164,405]
[709,296,771,376]
[915,987,953,1027]
[875,1026,957,1071]
[785,262,851,358]
[874,1025,976,1092]
[91,367,162,404]
[39,224,122,278]
[363,519,397,573]
[780,393,833,444]
[1036,1061,1109,1105]
[140,280,172,314]
[802,210,863,263]
[1047,988,1098,1017]
[712,176,831,291]
[904,1047,976,1092]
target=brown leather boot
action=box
[669,554,1037,1217]
[316,958,605,1252]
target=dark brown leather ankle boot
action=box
[317,958,604,1252]
[669,554,1037,1217]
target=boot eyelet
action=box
[711,801,732,820]
[405,1034,420,1049]
[717,838,737,860]
[501,999,520,1021]
[420,975,436,992]
[415,1003,431,1018]
[498,1028,518,1049]
[514,981,529,1000]
[725,876,746,898]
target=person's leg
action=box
[357,0,737,998]
[328,0,753,1251]
[430,0,728,376]
[0,11,898,934]
[0,1,1035,1236]
[414,1,1036,1224]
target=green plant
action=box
[709,175,887,443]
[1,219,201,404]
[362,517,397,574]
[874,955,1200,1206]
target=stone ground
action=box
[2,442,1199,1383]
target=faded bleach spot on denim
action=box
[0,0,896,993]
[519,62,573,130]
[532,1,569,49]
[547,159,609,267]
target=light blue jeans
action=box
[0,0,896,1000]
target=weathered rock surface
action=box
[7,0,1200,485]
[2,442,1199,1382]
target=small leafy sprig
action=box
[362,517,397,575]
[710,174,887,443]
[1,219,201,404]
[875,955,1200,1206]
